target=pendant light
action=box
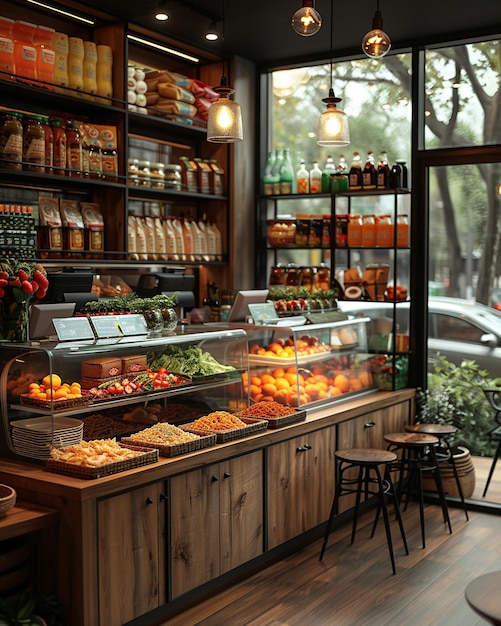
[207,0,243,143]
[291,0,322,37]
[317,0,350,147]
[362,0,391,59]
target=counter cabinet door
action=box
[267,427,336,550]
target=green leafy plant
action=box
[417,355,501,456]
[0,591,63,626]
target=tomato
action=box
[160,380,171,387]
[153,378,163,387]
[158,367,167,375]
[107,385,117,394]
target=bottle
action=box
[397,214,409,247]
[13,20,37,79]
[321,155,336,193]
[361,214,377,247]
[347,214,363,247]
[279,148,294,194]
[362,150,377,190]
[336,154,349,191]
[376,214,393,247]
[22,115,45,172]
[96,44,113,103]
[51,120,66,175]
[396,159,408,188]
[348,152,363,191]
[389,161,402,189]
[88,141,102,179]
[0,17,15,74]
[0,111,23,170]
[66,120,82,177]
[262,150,277,195]
[271,148,283,195]
[67,37,84,92]
[33,25,55,84]
[296,159,309,194]
[309,161,322,194]
[52,32,69,91]
[41,116,53,175]
[82,40,98,99]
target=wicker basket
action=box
[0,484,16,515]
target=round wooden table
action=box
[465,571,501,625]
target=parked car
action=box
[338,296,501,378]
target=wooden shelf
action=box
[0,500,58,542]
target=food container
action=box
[266,219,296,247]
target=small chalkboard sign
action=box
[53,316,95,342]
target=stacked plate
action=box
[11,417,84,461]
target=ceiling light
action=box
[26,0,94,24]
[155,1,169,22]
[317,0,350,146]
[291,0,322,37]
[207,0,243,142]
[362,0,391,59]
[127,34,200,63]
[206,20,219,41]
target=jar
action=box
[361,214,376,247]
[22,115,45,173]
[137,160,151,187]
[347,214,363,247]
[285,264,300,292]
[335,214,349,247]
[268,265,286,290]
[150,162,165,189]
[315,265,331,291]
[376,214,393,248]
[164,163,182,190]
[397,214,409,247]
[321,216,331,248]
[128,158,139,186]
[0,111,23,170]
[300,266,315,292]
[51,120,66,175]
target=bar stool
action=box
[405,423,469,520]
[383,432,452,549]
[319,448,409,575]
[465,571,501,625]
[482,390,501,497]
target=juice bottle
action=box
[33,25,55,84]
[0,16,15,74]
[52,32,69,90]
[361,215,377,247]
[13,20,37,79]
[66,120,82,177]
[51,120,66,175]
[67,37,84,92]
[22,115,45,172]
[82,40,97,99]
[96,44,113,103]
[40,115,53,175]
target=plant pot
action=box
[423,445,475,498]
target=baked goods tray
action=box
[121,433,217,457]
[20,393,93,411]
[44,444,159,479]
[180,417,267,443]
[237,409,307,429]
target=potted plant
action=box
[416,355,501,496]
[0,590,63,626]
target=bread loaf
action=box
[121,355,147,374]
[81,357,121,379]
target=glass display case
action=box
[0,327,249,463]
[243,317,374,409]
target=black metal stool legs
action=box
[483,438,501,497]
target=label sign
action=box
[89,315,124,339]
[116,314,148,336]
[53,317,95,341]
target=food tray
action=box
[45,444,159,479]
[180,417,267,443]
[238,409,307,429]
[19,393,93,411]
[121,432,217,457]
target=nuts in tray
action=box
[125,422,201,446]
[190,411,247,431]
[238,401,297,418]
[49,439,146,467]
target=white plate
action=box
[10,417,83,433]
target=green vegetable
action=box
[147,344,235,377]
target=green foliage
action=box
[0,591,63,626]
[417,355,501,456]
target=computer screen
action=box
[228,290,270,322]
[29,303,76,340]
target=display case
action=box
[243,317,374,409]
[0,327,249,463]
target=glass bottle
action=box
[389,161,402,189]
[377,150,390,190]
[300,266,314,292]
[51,119,66,175]
[66,120,82,177]
[271,148,283,195]
[336,154,349,192]
[285,264,300,293]
[396,159,408,188]
[309,161,322,194]
[362,150,377,190]
[262,150,277,195]
[269,265,286,290]
[316,264,331,291]
[41,115,53,175]
[296,159,309,194]
[348,152,363,191]
[22,115,45,173]
[321,155,336,193]
[347,214,363,247]
[279,148,294,194]
[0,111,23,170]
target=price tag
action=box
[53,317,95,342]
[89,315,124,339]
[115,314,148,336]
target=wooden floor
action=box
[152,457,501,626]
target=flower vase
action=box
[161,307,178,333]
[141,309,163,335]
[0,300,30,343]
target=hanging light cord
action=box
[328,0,333,92]
[222,0,226,80]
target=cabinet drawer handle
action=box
[296,445,311,452]
[364,421,376,429]
[211,475,218,482]
[145,497,154,505]
[304,444,312,450]
[160,493,167,502]
[223,472,231,479]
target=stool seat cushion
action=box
[405,423,458,436]
[384,432,439,446]
[336,448,397,464]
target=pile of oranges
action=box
[25,374,83,402]
[249,335,330,359]
[242,365,373,406]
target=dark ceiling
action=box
[85,0,500,67]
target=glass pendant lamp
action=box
[362,0,391,59]
[291,0,322,37]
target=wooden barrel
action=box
[423,445,475,498]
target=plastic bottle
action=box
[0,17,15,74]
[377,150,390,190]
[348,152,363,191]
[13,21,37,79]
[82,40,97,99]
[362,150,377,190]
[189,218,204,261]
[336,155,349,192]
[96,44,113,103]
[51,119,66,175]
[309,161,322,194]
[271,148,283,195]
[321,155,336,193]
[262,150,276,195]
[33,25,55,84]
[296,159,309,194]
[67,37,84,92]
[279,148,294,194]
[52,32,69,90]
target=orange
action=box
[29,382,40,391]
[305,384,320,400]
[359,370,372,387]
[250,384,262,399]
[273,389,290,404]
[329,387,342,397]
[272,367,285,379]
[286,366,297,374]
[350,378,363,391]
[54,388,68,399]
[250,376,262,387]
[333,374,350,393]
[42,373,62,390]
[268,343,283,354]
[275,377,291,390]
[262,382,278,396]
[284,373,298,386]
[261,373,276,385]
[261,395,275,402]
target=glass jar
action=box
[376,214,393,248]
[137,160,151,187]
[397,214,409,247]
[285,264,300,292]
[300,266,315,292]
[268,265,286,290]
[361,214,376,247]
[0,111,23,170]
[164,163,182,190]
[150,162,165,189]
[347,214,362,247]
[315,265,331,291]
[335,214,349,247]
[128,158,139,186]
[22,115,45,173]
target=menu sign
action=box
[53,317,95,342]
[90,314,147,338]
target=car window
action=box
[430,312,485,344]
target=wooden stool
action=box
[405,423,469,520]
[465,571,501,625]
[319,448,409,575]
[384,432,452,549]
